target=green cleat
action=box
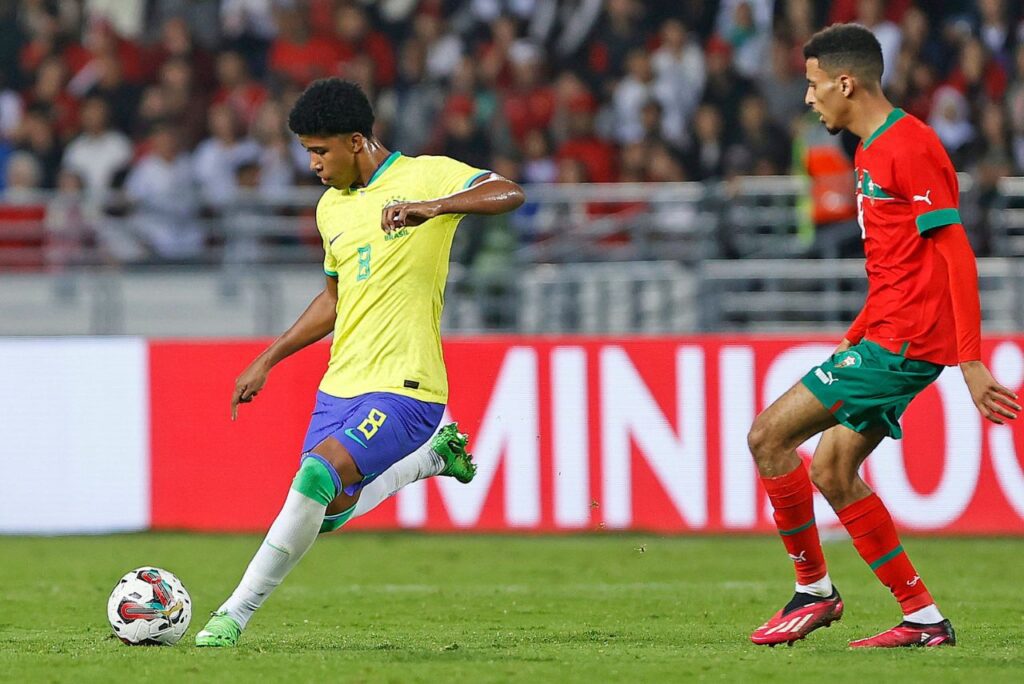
[194,611,242,647]
[432,423,476,483]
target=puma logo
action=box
[912,190,932,205]
[814,368,837,385]
[788,550,808,563]
[907,575,921,587]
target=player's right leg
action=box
[196,436,360,647]
[810,425,954,648]
[748,381,843,646]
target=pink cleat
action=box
[849,619,956,648]
[750,589,844,646]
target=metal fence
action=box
[2,177,1023,336]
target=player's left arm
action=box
[931,225,1020,423]
[897,133,1020,423]
[381,173,525,232]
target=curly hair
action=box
[287,78,375,137]
[804,24,884,87]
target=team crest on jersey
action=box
[857,170,893,202]
[834,350,862,369]
[383,197,413,241]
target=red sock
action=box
[761,465,828,585]
[838,493,933,615]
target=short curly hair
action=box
[804,24,884,87]
[288,78,375,137]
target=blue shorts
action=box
[301,390,445,495]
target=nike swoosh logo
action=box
[328,231,344,245]
[344,428,368,448]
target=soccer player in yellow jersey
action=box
[196,79,525,647]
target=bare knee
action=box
[809,460,835,494]
[748,414,785,463]
[747,420,768,459]
[809,460,858,503]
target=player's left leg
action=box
[319,423,475,533]
[811,425,954,648]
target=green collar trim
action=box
[364,151,401,187]
[862,109,905,150]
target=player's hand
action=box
[960,360,1020,424]
[381,201,442,233]
[231,357,271,421]
[834,338,853,355]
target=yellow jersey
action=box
[315,152,488,403]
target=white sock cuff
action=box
[904,604,944,624]
[795,573,833,597]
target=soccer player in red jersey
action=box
[747,24,1021,648]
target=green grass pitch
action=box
[1,534,1022,683]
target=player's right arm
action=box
[231,275,339,419]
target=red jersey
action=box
[852,109,968,366]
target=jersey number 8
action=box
[357,409,387,440]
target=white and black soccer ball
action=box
[107,567,192,645]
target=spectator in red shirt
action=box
[555,90,616,184]
[333,3,396,89]
[946,36,1008,107]
[213,50,269,130]
[76,20,145,86]
[828,0,912,25]
[501,41,555,145]
[146,16,215,90]
[18,10,63,78]
[477,15,519,92]
[267,6,340,86]
[23,56,78,142]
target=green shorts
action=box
[800,339,944,439]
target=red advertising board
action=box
[149,337,1024,534]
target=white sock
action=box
[904,604,944,624]
[795,573,833,597]
[351,440,444,519]
[218,488,326,629]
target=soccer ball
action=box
[107,567,192,645]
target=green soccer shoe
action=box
[432,423,477,483]
[195,611,242,647]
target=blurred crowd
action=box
[0,0,1023,264]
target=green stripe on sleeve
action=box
[324,269,338,277]
[869,544,904,570]
[916,208,961,234]
[779,518,815,536]
[463,171,491,188]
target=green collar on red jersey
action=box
[862,109,906,150]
